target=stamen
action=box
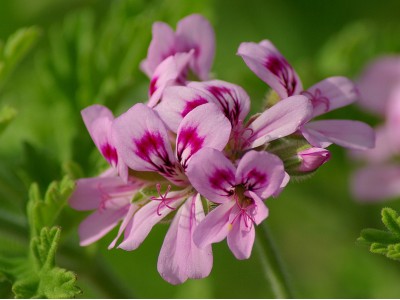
[150,183,175,216]
[230,192,256,228]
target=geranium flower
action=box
[237,40,375,150]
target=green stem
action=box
[255,222,294,299]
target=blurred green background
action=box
[1,0,400,298]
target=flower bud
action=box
[297,147,330,172]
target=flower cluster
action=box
[351,57,400,202]
[69,14,375,284]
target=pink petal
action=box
[302,120,375,150]
[246,95,312,148]
[176,103,231,169]
[155,85,213,132]
[236,150,285,199]
[227,211,255,260]
[176,14,215,80]
[237,40,303,99]
[356,56,400,115]
[350,125,396,164]
[69,176,130,211]
[118,193,185,251]
[193,201,235,248]
[79,205,129,246]
[386,86,400,149]
[188,80,251,128]
[108,204,139,249]
[81,105,119,168]
[112,103,177,174]
[157,193,213,284]
[186,148,236,204]
[147,51,193,107]
[140,22,177,78]
[272,172,290,197]
[305,76,358,117]
[351,165,400,202]
[246,191,269,225]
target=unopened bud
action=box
[297,147,330,172]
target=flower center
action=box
[150,183,176,216]
[230,184,256,228]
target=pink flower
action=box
[111,102,231,284]
[237,40,375,150]
[141,14,215,81]
[69,169,143,246]
[155,80,313,152]
[186,149,286,259]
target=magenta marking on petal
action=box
[264,55,298,96]
[149,76,158,96]
[181,98,208,118]
[133,131,175,173]
[177,126,205,167]
[301,89,330,114]
[101,143,118,167]
[208,169,235,195]
[244,169,268,190]
[207,85,241,125]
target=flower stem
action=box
[255,222,294,299]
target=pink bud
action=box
[298,147,330,172]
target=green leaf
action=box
[0,105,17,135]
[381,208,400,237]
[358,208,400,262]
[0,26,40,86]
[27,176,75,236]
[12,227,81,298]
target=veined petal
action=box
[157,193,213,285]
[351,165,400,202]
[302,120,375,150]
[118,192,185,251]
[108,204,139,249]
[186,148,236,204]
[305,76,358,117]
[176,14,215,80]
[236,151,285,199]
[69,176,133,211]
[193,201,235,248]
[227,212,256,260]
[176,103,231,169]
[237,40,303,98]
[246,191,269,225]
[112,103,176,174]
[246,95,312,148]
[81,105,119,167]
[148,51,193,108]
[140,22,177,78]
[273,172,290,197]
[188,80,251,127]
[155,86,213,132]
[79,205,129,246]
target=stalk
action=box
[255,222,294,298]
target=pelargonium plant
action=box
[69,14,375,285]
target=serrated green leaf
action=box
[381,208,400,237]
[12,227,81,298]
[0,105,17,135]
[27,176,75,236]
[359,228,400,244]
